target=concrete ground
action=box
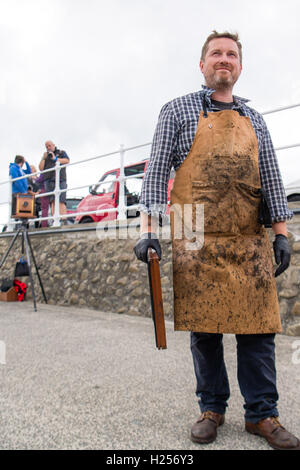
[0,301,299,450]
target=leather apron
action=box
[170,109,282,334]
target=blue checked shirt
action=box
[139,86,293,223]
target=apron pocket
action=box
[192,181,233,234]
[235,182,261,233]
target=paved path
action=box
[0,301,299,450]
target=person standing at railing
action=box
[39,140,70,223]
[34,173,49,228]
[9,155,32,194]
[9,155,32,218]
[134,30,299,450]
[27,165,42,228]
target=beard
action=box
[205,69,239,91]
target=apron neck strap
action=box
[202,96,208,118]
[201,94,246,118]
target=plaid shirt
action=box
[139,86,293,223]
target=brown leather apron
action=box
[170,110,282,334]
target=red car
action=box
[75,160,174,224]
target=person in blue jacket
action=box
[9,155,32,193]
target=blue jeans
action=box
[190,332,279,423]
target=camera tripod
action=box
[0,220,47,311]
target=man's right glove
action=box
[133,232,162,263]
[273,234,291,277]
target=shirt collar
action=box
[201,85,250,108]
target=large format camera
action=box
[11,193,35,219]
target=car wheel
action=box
[287,194,300,202]
[79,216,94,224]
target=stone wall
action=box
[1,217,300,336]
[0,224,173,322]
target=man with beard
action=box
[39,140,70,222]
[134,31,300,450]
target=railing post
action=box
[53,162,61,227]
[117,144,126,220]
[7,176,14,232]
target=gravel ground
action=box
[0,301,299,450]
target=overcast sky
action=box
[0,0,300,226]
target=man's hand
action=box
[133,232,161,263]
[273,234,291,277]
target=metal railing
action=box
[0,142,152,231]
[1,102,300,232]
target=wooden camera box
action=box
[12,193,35,219]
[0,286,18,302]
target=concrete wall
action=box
[1,216,300,336]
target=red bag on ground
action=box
[13,280,27,302]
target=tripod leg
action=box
[26,230,47,304]
[23,228,37,312]
[0,228,21,269]
[21,229,25,254]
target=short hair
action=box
[14,155,25,165]
[201,30,242,64]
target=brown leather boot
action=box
[191,411,225,444]
[245,416,300,450]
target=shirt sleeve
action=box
[58,150,69,160]
[24,162,32,175]
[139,103,178,215]
[259,119,293,222]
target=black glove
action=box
[133,232,161,263]
[273,234,290,277]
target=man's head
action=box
[45,140,55,153]
[200,30,242,92]
[14,155,25,167]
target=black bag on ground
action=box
[0,278,14,292]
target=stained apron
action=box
[170,110,282,334]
